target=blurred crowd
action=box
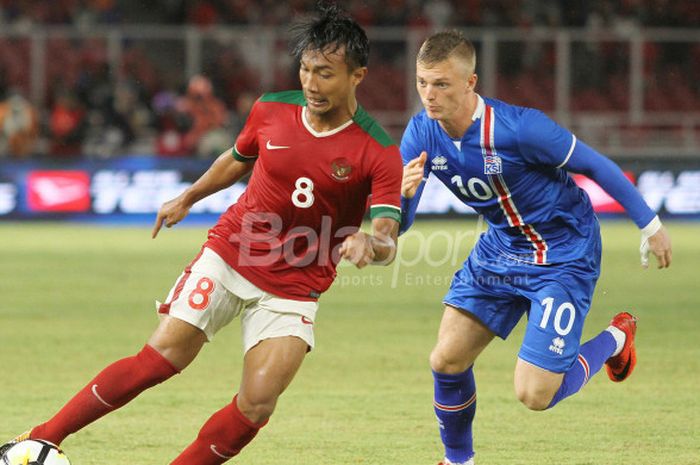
[2,0,699,28]
[0,0,698,159]
[176,0,700,28]
[0,70,253,159]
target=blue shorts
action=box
[443,231,602,373]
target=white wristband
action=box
[641,215,662,238]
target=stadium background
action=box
[1,1,699,465]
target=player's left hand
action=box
[339,231,375,268]
[640,225,672,269]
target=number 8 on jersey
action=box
[292,177,315,208]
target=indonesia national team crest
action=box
[484,155,502,174]
[330,157,352,182]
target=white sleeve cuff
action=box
[641,215,662,238]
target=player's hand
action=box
[401,151,428,199]
[152,196,191,238]
[640,225,672,269]
[339,231,375,269]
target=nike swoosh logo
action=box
[301,315,314,325]
[266,140,290,150]
[210,444,234,459]
[91,384,114,408]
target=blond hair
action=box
[417,30,476,73]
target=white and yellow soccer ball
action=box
[1,440,71,465]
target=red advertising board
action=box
[26,171,91,212]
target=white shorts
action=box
[157,247,318,352]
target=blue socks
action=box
[433,331,617,462]
[548,329,617,408]
[433,367,477,463]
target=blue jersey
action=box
[401,95,654,265]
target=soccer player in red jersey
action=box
[1,5,402,464]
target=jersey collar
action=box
[472,94,485,121]
[301,107,355,138]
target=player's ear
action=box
[466,73,478,92]
[351,66,368,86]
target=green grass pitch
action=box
[1,220,698,464]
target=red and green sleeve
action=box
[369,145,403,223]
[232,99,262,162]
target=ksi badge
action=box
[483,155,502,175]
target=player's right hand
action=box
[152,196,191,238]
[401,151,427,199]
[640,225,672,269]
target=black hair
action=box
[291,2,369,70]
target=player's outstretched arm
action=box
[562,140,672,269]
[339,218,399,268]
[152,148,254,238]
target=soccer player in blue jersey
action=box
[400,30,673,465]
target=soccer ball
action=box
[1,440,71,465]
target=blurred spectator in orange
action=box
[49,90,86,157]
[176,74,228,157]
[192,89,255,159]
[0,90,39,158]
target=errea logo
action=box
[432,155,448,171]
[549,337,565,355]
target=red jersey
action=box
[205,91,402,301]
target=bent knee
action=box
[237,394,277,424]
[514,385,554,411]
[429,347,470,374]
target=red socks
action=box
[170,396,267,465]
[30,346,264,464]
[31,344,179,445]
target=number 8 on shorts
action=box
[188,277,215,310]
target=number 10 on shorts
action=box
[539,297,575,336]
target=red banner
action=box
[27,171,91,212]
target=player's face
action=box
[416,56,477,123]
[299,47,367,121]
